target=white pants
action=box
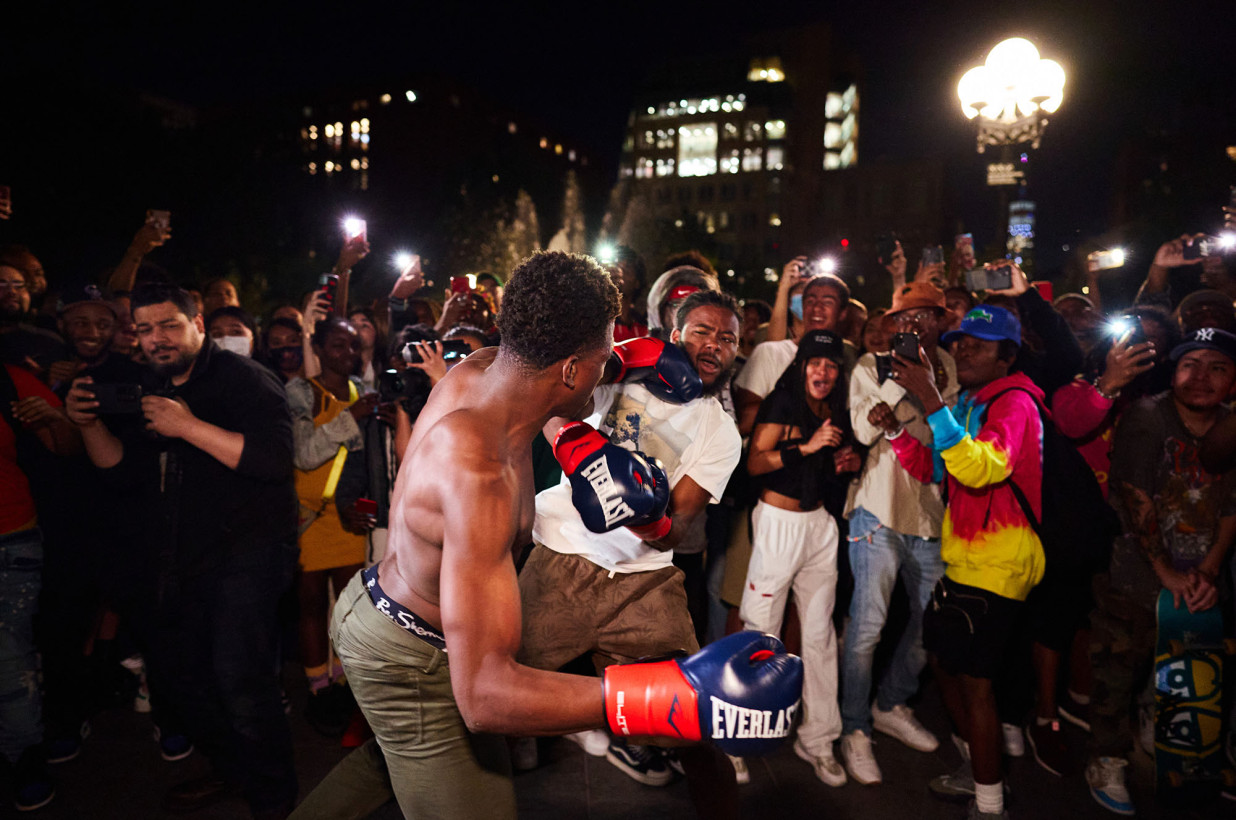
[740,501,841,754]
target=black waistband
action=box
[361,564,448,652]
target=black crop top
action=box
[753,384,855,514]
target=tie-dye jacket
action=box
[888,372,1046,600]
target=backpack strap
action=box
[977,386,1044,535]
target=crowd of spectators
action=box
[1,200,1235,820]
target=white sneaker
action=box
[1085,756,1134,816]
[794,738,847,787]
[872,704,939,752]
[564,729,609,757]
[1001,723,1024,757]
[727,754,750,785]
[841,731,882,785]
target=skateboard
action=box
[1153,588,1236,790]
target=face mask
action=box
[790,293,804,320]
[271,345,304,371]
[213,335,252,357]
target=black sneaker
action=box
[604,739,673,786]
[154,726,195,761]
[14,747,55,812]
[305,685,352,737]
[46,721,91,764]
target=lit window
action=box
[840,142,857,168]
[825,92,844,119]
[308,162,316,175]
[554,144,563,155]
[492,174,499,183]
[720,149,740,174]
[508,122,517,133]
[325,161,335,172]
[568,150,577,162]
[724,122,739,139]
[766,146,784,171]
[743,122,762,142]
[643,130,656,147]
[824,152,841,170]
[405,90,417,102]
[380,93,392,104]
[325,124,335,138]
[539,138,548,149]
[335,121,343,133]
[620,164,634,178]
[719,212,730,229]
[656,129,674,149]
[742,148,762,172]
[351,158,361,170]
[765,120,786,140]
[677,123,718,177]
[360,134,370,146]
[360,157,368,170]
[747,57,786,83]
[636,158,655,179]
[309,126,318,140]
[824,122,842,149]
[647,106,656,115]
[769,214,782,227]
[360,118,370,132]
[360,171,369,190]
[733,100,745,112]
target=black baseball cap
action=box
[1169,327,1236,364]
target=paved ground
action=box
[12,668,1229,820]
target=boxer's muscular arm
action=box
[438,434,604,736]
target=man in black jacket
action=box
[65,283,298,818]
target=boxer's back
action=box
[377,348,534,629]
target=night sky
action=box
[5,0,1235,280]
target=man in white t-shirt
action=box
[733,273,855,436]
[521,291,743,806]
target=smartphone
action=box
[874,354,894,384]
[921,246,944,266]
[401,339,474,364]
[1108,316,1147,348]
[1087,249,1125,272]
[1031,280,1054,303]
[84,383,143,414]
[319,273,339,308]
[146,209,171,232]
[966,265,1013,292]
[891,332,921,363]
[450,276,472,295]
[354,498,378,517]
[343,217,367,241]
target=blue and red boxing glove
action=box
[553,421,671,538]
[611,338,702,404]
[602,631,803,757]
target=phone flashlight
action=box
[818,257,838,275]
[596,244,617,265]
[393,252,415,273]
[1220,233,1236,252]
[343,216,366,239]
[1106,316,1134,338]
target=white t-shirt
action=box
[534,382,742,573]
[732,339,797,400]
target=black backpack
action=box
[982,386,1119,579]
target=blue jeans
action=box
[840,508,944,735]
[0,527,43,764]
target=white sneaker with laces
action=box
[1001,723,1024,757]
[872,704,939,752]
[1085,756,1134,816]
[727,755,750,785]
[841,731,882,785]
[794,738,847,787]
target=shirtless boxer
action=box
[316,252,801,819]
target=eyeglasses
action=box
[0,281,28,292]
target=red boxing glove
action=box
[611,337,702,404]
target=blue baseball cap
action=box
[941,305,1021,348]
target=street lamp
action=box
[957,37,1065,153]
[958,38,1065,265]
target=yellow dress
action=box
[296,379,367,572]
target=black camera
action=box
[400,339,473,364]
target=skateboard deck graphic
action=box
[1153,588,1235,791]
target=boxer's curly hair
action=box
[499,251,620,369]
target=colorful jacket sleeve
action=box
[928,393,1036,490]
[1050,378,1112,441]
[887,428,943,484]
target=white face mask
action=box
[213,335,252,357]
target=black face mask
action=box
[271,345,304,372]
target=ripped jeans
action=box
[0,527,43,764]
